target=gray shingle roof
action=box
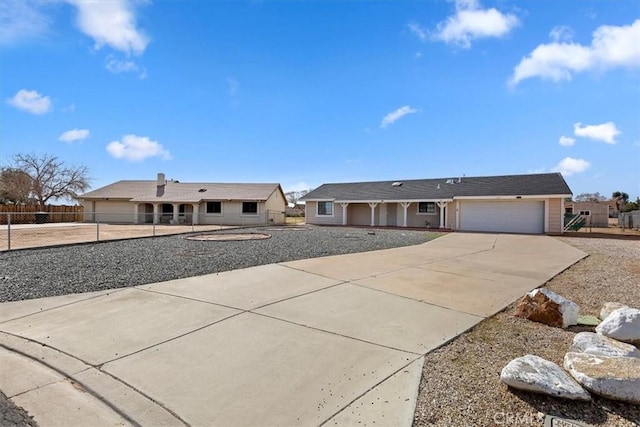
[301,173,572,201]
[79,181,282,203]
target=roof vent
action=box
[391,182,403,187]
[437,184,440,189]
[446,179,454,184]
[198,188,207,192]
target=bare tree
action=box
[574,192,607,202]
[612,191,629,211]
[285,190,309,207]
[11,153,91,207]
[0,168,32,204]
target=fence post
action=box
[96,219,100,242]
[153,222,156,237]
[7,213,11,251]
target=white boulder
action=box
[500,355,590,401]
[570,332,640,358]
[596,307,640,345]
[529,288,579,328]
[564,352,640,404]
[599,302,628,321]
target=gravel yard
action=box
[413,236,640,427]
[0,225,435,302]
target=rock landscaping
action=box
[596,307,640,345]
[564,352,640,405]
[500,355,591,401]
[570,332,640,358]
[514,288,579,328]
[503,290,640,406]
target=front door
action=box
[387,203,397,226]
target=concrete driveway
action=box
[0,233,586,426]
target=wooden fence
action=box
[0,205,84,224]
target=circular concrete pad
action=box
[185,233,271,241]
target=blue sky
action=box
[1,0,639,201]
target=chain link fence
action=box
[0,210,286,251]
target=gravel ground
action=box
[0,225,435,302]
[413,236,640,427]
[0,391,36,427]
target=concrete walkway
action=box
[0,233,586,426]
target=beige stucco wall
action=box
[566,201,609,228]
[347,204,373,226]
[447,203,456,229]
[305,201,452,228]
[405,204,439,228]
[197,201,268,225]
[304,201,344,225]
[90,200,134,223]
[264,189,286,215]
[547,198,562,234]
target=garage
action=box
[459,200,545,234]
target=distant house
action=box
[564,201,610,227]
[78,173,286,225]
[301,173,572,234]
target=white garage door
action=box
[460,201,544,234]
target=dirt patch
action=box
[0,223,230,251]
[185,233,271,241]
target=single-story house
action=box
[564,201,610,227]
[301,173,572,234]
[78,173,286,225]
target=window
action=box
[317,201,333,216]
[206,201,222,214]
[418,202,436,214]
[579,210,590,216]
[242,202,258,214]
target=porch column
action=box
[173,203,180,224]
[192,203,200,225]
[133,204,139,224]
[340,203,349,225]
[368,202,378,226]
[400,202,411,227]
[437,201,448,228]
[153,203,159,224]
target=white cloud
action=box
[6,89,51,114]
[558,135,575,147]
[429,0,519,48]
[553,157,590,176]
[66,0,149,55]
[105,55,147,78]
[106,56,138,73]
[408,23,428,41]
[106,134,172,161]
[59,128,90,143]
[510,19,640,86]
[573,122,620,144]
[380,106,418,129]
[549,25,574,43]
[0,0,50,46]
